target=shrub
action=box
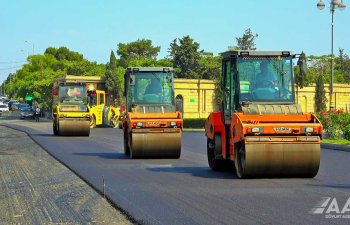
[317,109,350,139]
[343,124,350,141]
[183,118,206,129]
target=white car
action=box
[0,104,9,115]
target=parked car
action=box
[18,103,31,111]
[3,99,10,105]
[20,108,34,119]
[0,104,9,115]
[11,102,21,111]
[8,100,19,110]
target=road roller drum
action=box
[234,141,320,178]
[129,129,181,159]
[57,119,90,136]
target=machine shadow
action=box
[147,166,238,179]
[307,183,350,189]
[31,133,55,137]
[73,152,129,160]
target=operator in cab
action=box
[145,78,162,95]
[255,61,278,88]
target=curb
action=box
[321,143,350,152]
[183,128,205,132]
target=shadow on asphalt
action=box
[147,166,238,179]
[307,183,350,189]
[73,152,129,160]
[31,133,55,137]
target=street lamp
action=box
[25,40,35,55]
[317,0,346,110]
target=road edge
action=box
[321,142,350,152]
[0,124,139,225]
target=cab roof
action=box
[126,67,173,73]
[221,50,294,59]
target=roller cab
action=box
[205,51,323,178]
[52,80,90,136]
[123,67,182,159]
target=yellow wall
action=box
[174,79,219,119]
[174,79,350,118]
[296,84,350,113]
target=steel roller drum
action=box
[235,142,320,178]
[58,119,90,136]
[130,130,181,159]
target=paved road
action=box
[2,120,350,225]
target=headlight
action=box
[170,121,177,126]
[252,127,260,133]
[305,127,313,133]
[136,122,144,127]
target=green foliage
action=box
[307,55,345,84]
[337,48,350,83]
[322,138,350,145]
[117,39,160,68]
[229,28,258,50]
[199,53,222,80]
[317,109,350,139]
[169,35,202,79]
[105,51,120,101]
[2,46,103,109]
[183,118,206,128]
[314,74,327,113]
[343,124,350,141]
[45,47,83,61]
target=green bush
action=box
[183,118,206,129]
[343,124,350,141]
[317,109,350,139]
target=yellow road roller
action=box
[123,67,182,159]
[52,76,90,136]
[205,51,323,178]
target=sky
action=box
[1,0,350,84]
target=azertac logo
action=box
[310,197,350,219]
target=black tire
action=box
[53,122,58,135]
[234,141,246,178]
[90,115,96,128]
[123,130,130,156]
[207,134,226,171]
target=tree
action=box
[230,28,258,50]
[337,48,350,83]
[105,51,124,104]
[314,74,327,113]
[45,47,83,61]
[168,35,202,78]
[117,39,160,68]
[199,52,222,80]
[2,46,104,109]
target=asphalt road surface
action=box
[2,120,350,225]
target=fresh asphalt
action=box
[2,120,350,225]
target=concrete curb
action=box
[183,128,205,132]
[321,143,350,152]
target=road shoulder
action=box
[0,125,131,224]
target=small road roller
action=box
[52,76,90,136]
[205,51,323,178]
[123,67,182,159]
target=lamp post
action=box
[25,40,35,55]
[317,0,346,110]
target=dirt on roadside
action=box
[0,125,133,225]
